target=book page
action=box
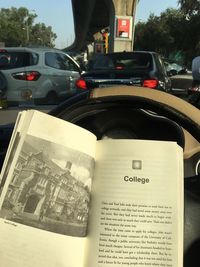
[85,140,183,267]
[0,110,97,267]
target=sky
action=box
[1,0,179,49]
[136,0,179,22]
[1,0,75,48]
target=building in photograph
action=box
[3,145,90,225]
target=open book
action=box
[0,110,183,267]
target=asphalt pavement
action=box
[0,105,55,125]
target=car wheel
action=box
[46,91,59,105]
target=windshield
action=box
[0,0,198,125]
[90,53,153,71]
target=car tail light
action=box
[75,78,87,89]
[142,79,158,89]
[12,71,40,81]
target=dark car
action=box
[75,51,172,92]
[164,60,188,76]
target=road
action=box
[0,105,55,125]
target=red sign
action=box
[116,18,131,38]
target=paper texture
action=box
[0,111,183,267]
[86,140,183,267]
[0,110,96,267]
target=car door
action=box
[44,52,81,99]
[57,52,81,95]
[0,49,31,102]
[44,51,66,96]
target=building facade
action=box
[3,149,90,224]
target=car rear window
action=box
[0,52,38,70]
[90,53,153,71]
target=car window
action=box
[91,53,153,71]
[0,0,197,125]
[92,56,114,70]
[58,53,80,72]
[45,52,79,72]
[45,52,62,69]
[0,51,38,69]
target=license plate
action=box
[98,84,116,88]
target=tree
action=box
[178,0,200,61]
[135,9,187,58]
[178,0,200,16]
[134,7,200,65]
[0,7,57,47]
[134,13,173,56]
[31,23,57,48]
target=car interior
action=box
[49,86,200,266]
[0,1,200,266]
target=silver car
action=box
[0,47,82,105]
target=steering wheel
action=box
[50,86,200,266]
[51,87,200,142]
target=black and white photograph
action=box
[0,134,95,237]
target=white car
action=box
[0,47,82,105]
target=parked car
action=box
[75,51,172,92]
[0,47,82,105]
[164,59,188,76]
